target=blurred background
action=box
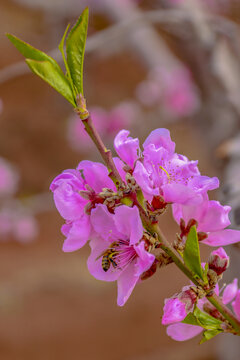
[0,0,240,359]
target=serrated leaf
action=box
[26,59,76,106]
[194,307,223,330]
[200,329,223,344]
[183,226,204,281]
[66,7,89,95]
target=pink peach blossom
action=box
[88,205,155,306]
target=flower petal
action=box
[91,205,120,241]
[114,206,143,245]
[166,323,202,341]
[114,130,139,168]
[222,279,238,305]
[143,128,175,154]
[62,215,91,252]
[117,262,139,306]
[77,161,115,192]
[162,298,187,325]
[198,201,231,233]
[53,181,86,221]
[202,229,240,246]
[113,157,126,182]
[134,241,155,276]
[133,161,159,200]
[232,290,240,321]
[162,183,202,205]
[189,176,219,194]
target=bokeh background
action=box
[0,0,240,359]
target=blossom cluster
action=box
[51,127,240,313]
[164,278,240,341]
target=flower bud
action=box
[208,247,229,276]
[162,298,187,325]
[162,288,197,325]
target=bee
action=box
[101,251,118,272]
[96,242,119,272]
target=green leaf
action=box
[58,24,76,96]
[200,329,223,344]
[182,312,201,327]
[194,307,223,330]
[7,33,76,106]
[26,59,76,106]
[66,7,89,95]
[183,226,204,281]
[7,33,58,67]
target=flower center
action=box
[99,240,137,272]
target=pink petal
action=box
[77,161,115,192]
[222,279,238,305]
[113,157,126,182]
[202,229,240,246]
[114,130,139,168]
[162,298,187,325]
[53,182,86,221]
[215,283,220,296]
[162,183,202,205]
[143,128,175,154]
[134,241,155,276]
[114,206,143,245]
[62,216,91,252]
[117,262,139,306]
[232,290,240,321]
[90,205,120,241]
[189,176,219,194]
[166,323,202,341]
[133,161,159,200]
[172,203,182,224]
[198,201,231,232]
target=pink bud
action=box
[208,247,229,275]
[162,298,187,325]
[162,288,197,325]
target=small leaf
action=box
[182,312,201,327]
[26,59,76,106]
[194,307,223,330]
[200,329,223,344]
[66,7,89,95]
[58,24,76,96]
[183,226,204,281]
[7,34,57,67]
[7,33,76,106]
